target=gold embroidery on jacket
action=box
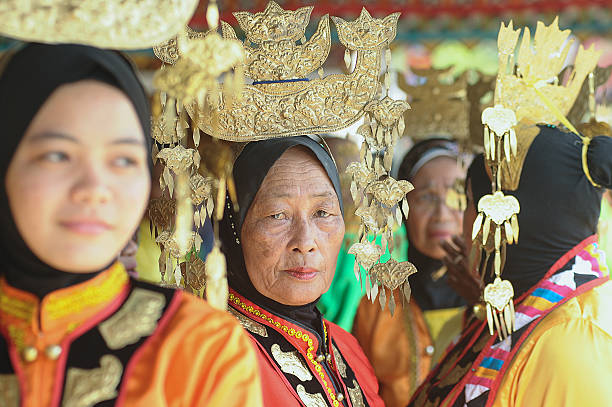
[98,288,165,350]
[348,379,366,407]
[271,344,313,381]
[296,384,327,407]
[331,343,347,378]
[0,374,19,407]
[62,355,123,407]
[229,307,268,337]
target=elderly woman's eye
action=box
[315,209,331,218]
[271,213,286,220]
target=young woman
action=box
[0,43,262,406]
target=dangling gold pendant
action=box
[483,277,515,340]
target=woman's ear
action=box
[587,135,612,189]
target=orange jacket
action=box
[0,263,263,406]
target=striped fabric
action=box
[461,242,607,406]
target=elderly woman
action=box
[352,138,480,407]
[0,43,262,406]
[221,136,383,407]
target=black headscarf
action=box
[397,137,466,310]
[220,136,343,331]
[0,43,151,299]
[467,125,612,296]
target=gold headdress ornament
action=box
[0,0,198,49]
[152,2,416,313]
[474,18,601,339]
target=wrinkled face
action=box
[406,156,464,259]
[5,80,150,273]
[240,147,345,306]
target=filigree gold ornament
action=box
[98,289,166,350]
[369,259,417,315]
[62,355,123,407]
[483,277,515,339]
[482,105,518,164]
[348,241,383,282]
[187,4,399,141]
[271,344,313,381]
[495,18,601,125]
[0,0,198,49]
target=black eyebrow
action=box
[269,191,335,199]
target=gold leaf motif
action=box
[156,231,199,258]
[477,191,520,227]
[234,2,313,44]
[364,96,411,129]
[354,206,383,233]
[148,197,176,231]
[296,384,327,407]
[228,307,268,338]
[347,379,366,407]
[0,374,19,407]
[0,0,198,50]
[332,9,399,50]
[98,288,165,350]
[481,105,517,139]
[496,18,601,124]
[190,174,214,206]
[483,277,514,312]
[156,145,197,173]
[62,355,123,407]
[348,241,383,271]
[185,255,207,291]
[365,177,414,207]
[154,31,245,102]
[369,259,417,290]
[331,343,347,378]
[346,162,375,188]
[271,344,313,381]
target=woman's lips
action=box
[60,220,112,235]
[429,230,452,240]
[284,267,319,281]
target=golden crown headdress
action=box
[152,2,416,313]
[0,0,198,49]
[473,18,602,339]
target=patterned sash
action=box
[408,237,609,407]
[456,240,608,406]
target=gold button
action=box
[425,345,435,356]
[326,354,333,364]
[45,345,62,360]
[316,354,325,362]
[337,393,345,402]
[22,346,38,362]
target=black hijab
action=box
[0,43,151,299]
[467,125,612,296]
[397,137,466,310]
[220,136,343,332]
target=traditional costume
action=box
[353,138,468,407]
[220,137,383,407]
[409,19,612,407]
[0,42,262,407]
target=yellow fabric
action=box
[422,306,464,348]
[492,280,612,407]
[135,218,161,283]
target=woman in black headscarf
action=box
[220,136,384,407]
[0,43,262,406]
[352,137,476,407]
[410,125,612,407]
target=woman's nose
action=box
[290,218,317,253]
[71,165,112,205]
